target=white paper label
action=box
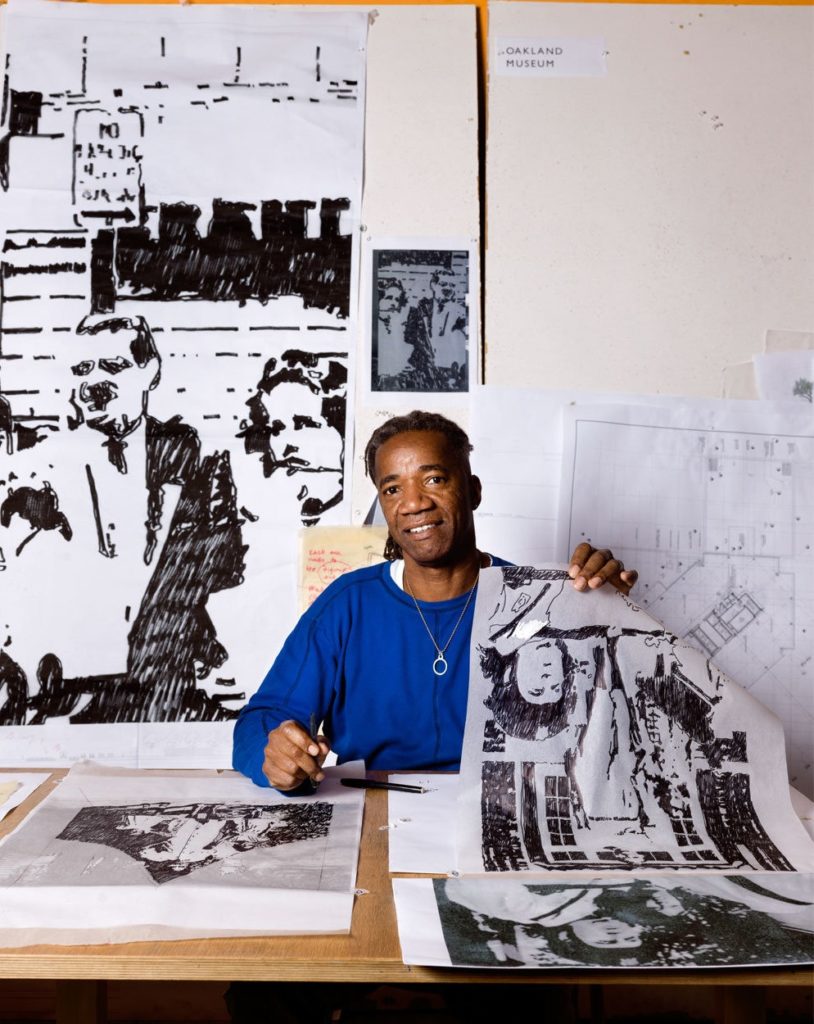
[494,37,607,77]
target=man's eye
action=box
[427,475,445,485]
[382,485,398,496]
[98,356,133,375]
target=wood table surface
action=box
[0,769,811,992]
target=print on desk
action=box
[459,566,812,874]
[0,4,365,752]
[57,801,333,884]
[429,875,814,968]
[371,249,469,393]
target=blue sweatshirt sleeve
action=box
[232,605,342,788]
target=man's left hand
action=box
[568,543,638,595]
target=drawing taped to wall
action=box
[0,1,366,763]
[370,249,470,393]
[456,566,814,875]
[392,874,814,969]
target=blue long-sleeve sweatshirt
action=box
[232,558,509,787]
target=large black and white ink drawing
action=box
[397,875,814,969]
[456,566,814,875]
[0,2,366,763]
[370,249,470,393]
[58,801,333,884]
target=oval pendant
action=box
[433,653,448,677]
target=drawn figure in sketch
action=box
[403,267,468,391]
[57,801,332,885]
[478,568,793,871]
[238,349,346,525]
[373,277,412,380]
[4,313,247,725]
[68,314,200,565]
[436,877,814,968]
[0,480,73,557]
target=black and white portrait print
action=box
[57,801,333,884]
[0,3,366,760]
[457,566,814,875]
[430,875,814,969]
[370,249,469,393]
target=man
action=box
[0,313,245,725]
[237,349,347,525]
[402,268,469,391]
[232,409,635,791]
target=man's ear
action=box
[470,474,482,511]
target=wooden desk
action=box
[0,773,811,1024]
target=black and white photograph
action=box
[392,875,814,969]
[370,248,471,393]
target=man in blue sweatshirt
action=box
[232,409,636,791]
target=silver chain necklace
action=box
[404,574,479,677]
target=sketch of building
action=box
[560,404,814,797]
[457,566,814,875]
[0,2,366,764]
[686,591,762,658]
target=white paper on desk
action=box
[456,565,814,875]
[753,351,814,405]
[0,761,364,945]
[0,773,52,820]
[387,774,459,874]
[557,400,814,797]
[394,874,814,968]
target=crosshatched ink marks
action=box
[56,800,333,884]
[467,565,802,874]
[481,761,525,871]
[112,198,352,317]
[371,249,469,393]
[238,348,347,526]
[0,481,72,557]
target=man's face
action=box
[374,429,480,569]
[379,285,403,315]
[431,271,457,304]
[70,327,156,438]
[568,916,644,949]
[513,638,566,705]
[258,382,342,477]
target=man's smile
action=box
[405,522,440,535]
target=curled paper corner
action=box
[368,10,380,25]
[355,888,369,896]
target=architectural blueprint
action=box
[558,403,814,797]
[0,1,366,765]
[457,566,814,874]
[0,762,364,945]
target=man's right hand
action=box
[263,719,331,791]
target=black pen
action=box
[340,778,426,794]
[308,713,321,791]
